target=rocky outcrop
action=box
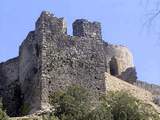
[0,58,20,116]
[118,67,137,84]
[103,44,134,75]
[0,57,19,86]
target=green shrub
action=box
[19,103,30,116]
[42,113,59,120]
[103,91,142,120]
[138,103,160,120]
[49,85,93,120]
[103,91,160,120]
[0,109,8,120]
[0,98,8,120]
[49,85,160,120]
[87,103,113,120]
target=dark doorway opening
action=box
[109,57,119,76]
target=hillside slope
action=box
[105,72,160,113]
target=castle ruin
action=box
[0,11,137,116]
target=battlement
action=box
[73,19,102,39]
[35,11,102,39]
[35,11,67,34]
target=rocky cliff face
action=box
[0,11,137,116]
[0,58,21,116]
[103,44,136,83]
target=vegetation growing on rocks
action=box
[19,103,31,116]
[0,99,8,120]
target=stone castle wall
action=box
[0,11,137,116]
[19,31,42,113]
[36,12,107,109]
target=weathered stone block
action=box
[73,19,102,39]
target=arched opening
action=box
[109,57,119,76]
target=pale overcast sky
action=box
[0,0,160,84]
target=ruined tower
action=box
[0,11,137,116]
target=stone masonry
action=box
[0,11,137,116]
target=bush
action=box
[138,103,160,120]
[0,109,8,120]
[103,91,160,120]
[49,85,160,120]
[103,91,142,120]
[19,103,30,116]
[87,103,113,120]
[42,113,59,120]
[49,85,93,120]
[0,99,8,120]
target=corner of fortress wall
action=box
[0,11,137,116]
[35,11,107,110]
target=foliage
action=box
[19,102,30,116]
[86,103,113,120]
[0,109,8,120]
[49,85,160,120]
[138,103,160,120]
[42,113,59,120]
[103,91,142,120]
[102,91,160,120]
[0,98,8,120]
[49,85,92,120]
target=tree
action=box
[87,103,113,120]
[142,0,160,27]
[49,85,93,120]
[102,91,160,120]
[49,85,160,120]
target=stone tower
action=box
[0,11,137,116]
